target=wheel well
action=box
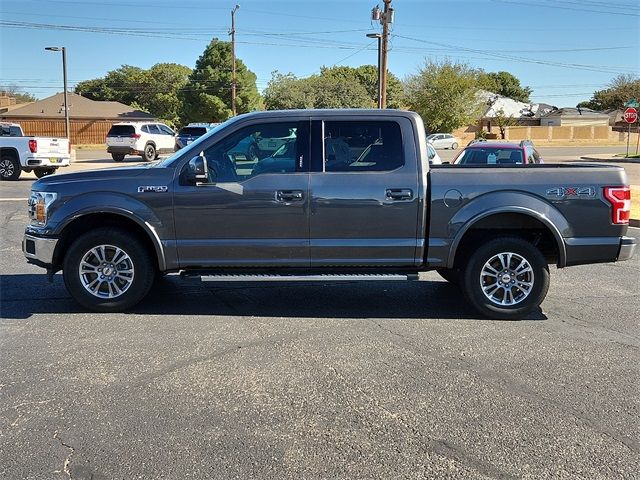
[0,147,19,160]
[53,213,160,271]
[452,213,560,269]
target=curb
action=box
[631,219,640,228]
[579,156,640,164]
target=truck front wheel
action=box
[63,228,156,312]
[0,155,21,181]
[463,236,549,320]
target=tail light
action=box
[604,186,631,224]
[131,133,141,139]
[28,139,37,153]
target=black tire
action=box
[451,142,458,150]
[112,153,125,162]
[34,168,56,179]
[436,268,461,286]
[63,228,156,312]
[462,236,549,320]
[0,155,21,181]
[143,144,156,162]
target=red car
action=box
[453,140,543,165]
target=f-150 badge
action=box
[546,186,595,199]
[138,186,168,193]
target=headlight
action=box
[28,191,57,226]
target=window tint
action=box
[148,124,162,135]
[455,148,524,165]
[159,125,174,135]
[1,125,22,136]
[179,127,207,137]
[202,122,304,183]
[141,125,149,133]
[323,121,403,172]
[107,125,135,136]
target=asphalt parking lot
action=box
[1,150,639,479]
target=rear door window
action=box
[149,125,163,135]
[322,121,404,172]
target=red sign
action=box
[623,107,638,123]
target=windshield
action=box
[455,147,524,165]
[179,127,207,137]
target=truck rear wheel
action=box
[462,236,549,320]
[0,155,21,181]
[63,228,156,312]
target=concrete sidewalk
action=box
[580,154,640,164]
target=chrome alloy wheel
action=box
[78,245,134,298]
[480,252,534,306]
[0,158,15,178]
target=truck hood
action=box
[33,165,154,189]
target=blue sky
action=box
[1,0,639,105]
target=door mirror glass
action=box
[181,154,208,185]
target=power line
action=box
[492,0,640,17]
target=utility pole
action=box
[366,33,382,108]
[230,4,240,117]
[45,46,70,140]
[371,1,393,108]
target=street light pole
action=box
[230,4,240,117]
[366,33,382,108]
[45,46,70,140]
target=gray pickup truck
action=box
[23,109,636,319]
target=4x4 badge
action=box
[546,186,595,199]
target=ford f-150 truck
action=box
[1,122,71,180]
[22,110,636,319]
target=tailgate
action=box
[35,137,69,155]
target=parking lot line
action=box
[0,198,28,201]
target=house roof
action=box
[541,107,609,118]
[1,92,155,120]
[477,90,557,119]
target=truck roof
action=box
[236,108,420,119]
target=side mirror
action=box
[182,154,208,185]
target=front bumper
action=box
[618,236,637,261]
[23,234,58,266]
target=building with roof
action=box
[539,107,609,127]
[0,92,155,144]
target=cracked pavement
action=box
[1,169,639,479]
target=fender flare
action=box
[447,193,569,268]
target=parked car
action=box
[426,133,459,150]
[175,123,220,151]
[23,109,635,319]
[427,142,442,165]
[453,141,543,165]
[0,122,70,181]
[106,122,176,162]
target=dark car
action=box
[175,123,219,151]
[453,140,543,165]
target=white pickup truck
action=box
[0,122,71,180]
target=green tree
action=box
[263,65,402,110]
[577,74,640,110]
[179,39,261,123]
[319,65,405,108]
[75,63,190,125]
[477,71,532,103]
[405,59,483,133]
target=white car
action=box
[106,122,175,162]
[426,133,459,150]
[426,142,442,165]
[0,122,70,181]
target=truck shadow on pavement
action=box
[0,274,547,321]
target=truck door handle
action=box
[276,190,304,202]
[386,188,413,201]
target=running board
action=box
[193,273,419,282]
